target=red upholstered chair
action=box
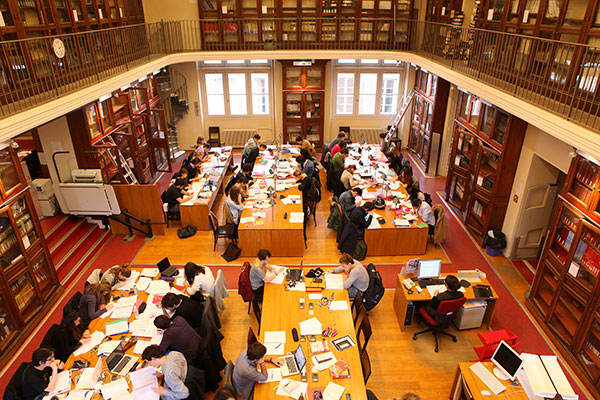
[412,297,466,352]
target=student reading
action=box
[232,342,283,400]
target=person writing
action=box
[232,342,283,400]
[411,197,435,235]
[161,292,203,333]
[183,262,215,302]
[22,347,60,400]
[249,249,282,300]
[296,135,316,158]
[163,178,193,216]
[141,345,189,400]
[331,138,347,158]
[340,164,356,190]
[154,315,201,361]
[339,187,362,216]
[41,309,90,363]
[101,264,132,290]
[330,254,370,299]
[79,282,113,329]
[296,155,315,179]
[425,275,464,318]
[331,147,348,175]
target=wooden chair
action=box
[307,199,317,226]
[354,305,367,332]
[208,211,230,251]
[208,126,221,147]
[351,293,364,326]
[247,326,258,347]
[356,312,372,356]
[360,348,372,384]
[252,297,262,334]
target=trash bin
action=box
[485,230,506,256]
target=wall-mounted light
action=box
[293,61,313,66]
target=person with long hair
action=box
[101,264,132,290]
[183,262,214,302]
[227,185,245,225]
[41,308,90,363]
[79,281,113,328]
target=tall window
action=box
[251,73,269,114]
[336,73,355,114]
[358,73,378,114]
[205,74,225,115]
[228,73,247,115]
[381,73,400,114]
[204,72,271,116]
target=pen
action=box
[275,343,282,349]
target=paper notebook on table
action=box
[259,368,283,383]
[325,274,344,290]
[322,381,345,400]
[129,367,160,400]
[100,378,129,399]
[276,379,307,399]
[105,318,129,336]
[289,212,305,223]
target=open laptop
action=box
[157,257,178,277]
[75,360,103,389]
[280,344,307,377]
[106,343,139,376]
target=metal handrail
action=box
[1,18,600,136]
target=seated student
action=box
[388,145,404,176]
[13,347,61,400]
[411,197,435,235]
[400,166,420,190]
[41,308,90,363]
[233,342,283,400]
[340,164,356,190]
[183,262,215,302]
[79,282,113,329]
[406,186,426,202]
[188,158,202,180]
[194,136,206,151]
[226,186,245,226]
[331,139,347,158]
[331,147,348,175]
[225,163,253,195]
[294,169,317,215]
[425,275,464,318]
[161,292,203,332]
[249,249,281,300]
[329,131,346,150]
[154,315,201,361]
[171,167,190,186]
[142,345,189,400]
[242,134,261,162]
[296,135,316,158]
[331,254,369,299]
[198,143,211,162]
[100,264,132,290]
[296,155,315,180]
[163,178,193,215]
[214,386,241,400]
[338,187,362,216]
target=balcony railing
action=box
[1,19,600,135]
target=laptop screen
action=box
[157,257,170,272]
[418,259,441,279]
[294,344,307,371]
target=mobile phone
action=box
[300,335,306,342]
[346,394,351,400]
[299,302,305,309]
[312,372,319,382]
[309,303,314,309]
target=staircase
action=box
[156,67,190,159]
[44,215,111,287]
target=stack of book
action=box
[329,359,350,379]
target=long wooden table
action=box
[180,149,232,230]
[238,152,304,257]
[254,271,367,399]
[393,274,498,331]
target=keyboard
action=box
[286,357,298,374]
[418,278,445,288]
[469,362,505,395]
[114,356,131,373]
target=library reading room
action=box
[2,1,600,400]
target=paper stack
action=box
[276,378,307,399]
[299,317,322,336]
[146,280,170,295]
[264,330,286,355]
[74,330,105,356]
[289,212,304,223]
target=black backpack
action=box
[362,263,384,311]
[177,225,197,239]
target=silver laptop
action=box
[75,360,103,389]
[280,344,307,377]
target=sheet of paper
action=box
[259,368,283,383]
[74,330,105,355]
[97,340,121,356]
[264,330,286,344]
[276,379,307,399]
[111,305,133,319]
[146,280,170,295]
[131,384,159,400]
[240,216,256,224]
[64,390,89,400]
[308,293,322,300]
[133,340,154,354]
[394,219,410,227]
[118,271,140,290]
[289,282,306,291]
[130,319,159,337]
[135,277,151,291]
[299,317,322,336]
[105,319,129,336]
[289,212,304,223]
[175,277,185,287]
[329,300,349,311]
[50,370,71,394]
[323,381,346,400]
[141,268,158,277]
[311,352,337,371]
[130,367,159,390]
[100,378,129,399]
[367,218,381,230]
[325,274,344,290]
[265,341,285,355]
[268,270,286,285]
[426,284,446,297]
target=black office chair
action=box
[413,297,466,352]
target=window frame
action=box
[334,69,402,116]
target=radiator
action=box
[350,128,385,144]
[221,129,258,148]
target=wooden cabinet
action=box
[282,61,325,148]
[445,90,527,246]
[527,154,600,399]
[0,144,60,365]
[408,68,449,174]
[67,74,170,184]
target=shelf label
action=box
[0,12,5,27]
[522,10,530,23]
[222,5,227,13]
[23,235,30,249]
[441,7,446,16]
[98,8,103,19]
[119,8,123,18]
[487,9,494,20]
[477,175,484,186]
[455,155,461,166]
[262,5,267,13]
[73,10,78,22]
[568,262,579,278]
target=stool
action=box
[473,328,520,362]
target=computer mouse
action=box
[480,390,491,396]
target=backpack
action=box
[177,225,197,239]
[238,262,253,302]
[222,242,241,262]
[362,263,384,311]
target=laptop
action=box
[75,360,103,389]
[157,257,179,277]
[106,344,139,376]
[280,344,307,377]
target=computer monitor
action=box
[294,344,307,372]
[491,340,524,381]
[417,259,441,279]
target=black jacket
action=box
[338,207,372,254]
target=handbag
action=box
[221,242,241,262]
[177,225,197,239]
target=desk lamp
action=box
[383,183,391,198]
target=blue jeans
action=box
[169,203,180,214]
[348,287,363,299]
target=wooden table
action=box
[393,274,498,331]
[238,153,304,257]
[450,362,556,400]
[364,205,428,255]
[180,150,232,230]
[254,272,367,399]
